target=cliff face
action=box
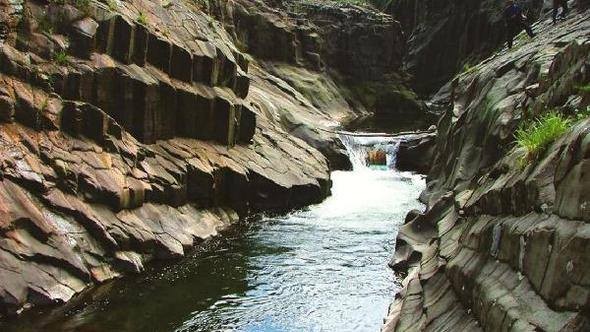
[0,0,410,318]
[215,0,430,138]
[389,0,544,94]
[384,8,590,331]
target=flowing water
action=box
[3,134,425,332]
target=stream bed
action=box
[3,134,425,332]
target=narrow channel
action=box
[4,134,425,332]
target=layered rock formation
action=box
[225,0,429,129]
[384,8,590,331]
[0,0,412,318]
[395,128,436,174]
[388,0,544,93]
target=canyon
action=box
[0,0,589,330]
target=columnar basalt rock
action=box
[0,62,331,316]
[53,5,253,147]
[384,9,590,331]
[209,0,433,164]
[0,0,347,318]
[388,0,544,93]
[395,129,437,174]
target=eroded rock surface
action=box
[218,0,431,130]
[385,8,590,331]
[395,129,436,174]
[389,0,544,93]
[0,0,410,317]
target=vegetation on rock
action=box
[137,11,148,25]
[53,50,69,65]
[37,13,55,34]
[516,111,570,162]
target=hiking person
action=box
[552,0,569,24]
[503,0,535,49]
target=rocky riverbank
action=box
[0,0,424,318]
[384,6,590,331]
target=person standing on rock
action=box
[552,0,569,24]
[503,0,535,49]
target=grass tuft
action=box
[73,0,92,15]
[516,111,571,162]
[137,11,148,25]
[53,50,69,65]
[105,0,117,11]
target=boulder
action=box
[69,17,98,58]
[366,149,387,166]
[396,131,437,174]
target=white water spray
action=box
[339,134,401,170]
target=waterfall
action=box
[339,133,401,171]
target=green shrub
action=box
[137,11,148,25]
[105,0,117,11]
[73,0,92,15]
[461,62,476,75]
[53,50,69,65]
[516,111,571,162]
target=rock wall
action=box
[389,0,544,94]
[384,8,590,331]
[0,0,23,45]
[0,0,403,318]
[213,0,430,128]
[212,0,405,81]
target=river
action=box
[2,134,425,332]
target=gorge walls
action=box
[0,0,414,318]
[388,0,544,94]
[385,7,590,331]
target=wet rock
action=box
[224,0,424,128]
[0,0,420,320]
[404,209,422,224]
[396,130,436,174]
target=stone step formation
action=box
[0,0,335,318]
[15,2,254,147]
[383,8,590,331]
